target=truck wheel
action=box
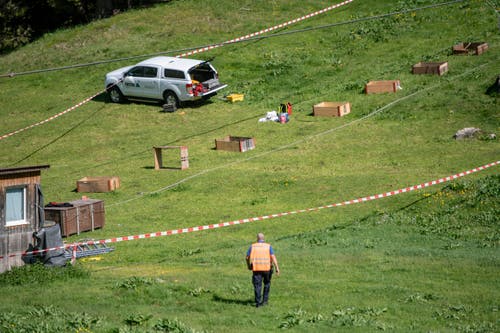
[163,91,179,108]
[108,86,124,103]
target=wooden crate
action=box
[412,62,448,76]
[44,199,105,237]
[215,136,255,152]
[365,80,400,94]
[153,146,189,170]
[77,176,120,193]
[452,42,488,55]
[313,102,351,117]
[473,42,488,55]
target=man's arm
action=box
[246,255,252,270]
[246,245,253,270]
[271,254,280,275]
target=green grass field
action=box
[0,0,499,331]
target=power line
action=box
[0,47,200,78]
[0,0,470,79]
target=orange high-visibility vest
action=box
[249,242,271,271]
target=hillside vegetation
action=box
[0,0,499,332]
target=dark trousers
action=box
[252,270,272,306]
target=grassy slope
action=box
[0,0,499,332]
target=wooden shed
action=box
[0,165,50,273]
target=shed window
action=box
[5,186,27,226]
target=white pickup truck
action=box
[104,56,227,108]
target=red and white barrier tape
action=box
[0,1,352,141]
[0,91,103,141]
[2,160,497,260]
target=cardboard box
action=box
[313,102,351,117]
[77,176,120,192]
[44,199,105,237]
[365,80,401,94]
[452,42,488,55]
[412,62,448,76]
[215,136,255,152]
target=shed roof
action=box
[0,165,50,176]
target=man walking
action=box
[246,233,280,307]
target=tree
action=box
[96,0,113,18]
[0,0,170,54]
[0,1,33,53]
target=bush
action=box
[0,262,89,286]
